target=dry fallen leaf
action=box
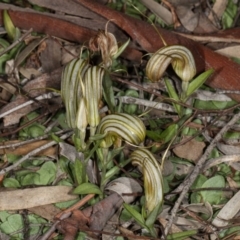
[140,0,173,25]
[29,204,62,221]
[212,190,240,227]
[39,38,62,73]
[173,137,206,162]
[105,177,142,204]
[0,186,78,210]
[215,45,240,59]
[0,140,57,158]
[0,68,62,126]
[208,0,228,27]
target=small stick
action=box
[54,194,95,219]
[164,111,240,236]
[0,131,72,176]
[0,28,33,57]
[39,194,95,240]
[0,92,59,119]
[176,32,240,44]
[0,129,68,149]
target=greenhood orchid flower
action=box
[146,45,197,92]
[130,148,163,213]
[97,113,146,148]
[61,58,105,149]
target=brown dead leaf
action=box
[39,38,62,73]
[0,140,57,158]
[58,193,123,239]
[140,0,173,25]
[0,186,78,210]
[174,5,217,33]
[173,137,205,162]
[29,204,62,221]
[215,45,240,59]
[208,0,228,27]
[19,67,42,79]
[226,176,239,189]
[82,193,123,234]
[175,5,198,32]
[159,218,186,235]
[193,12,218,33]
[0,67,62,126]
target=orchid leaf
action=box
[164,77,181,115]
[186,69,214,98]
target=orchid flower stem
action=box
[182,81,189,92]
[99,147,109,192]
[181,81,189,99]
[90,126,96,137]
[84,141,100,163]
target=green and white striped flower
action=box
[61,58,89,129]
[83,65,105,136]
[97,113,146,148]
[61,58,105,149]
[146,45,196,92]
[130,149,163,213]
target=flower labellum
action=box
[97,113,146,148]
[146,45,196,83]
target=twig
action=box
[0,131,72,176]
[54,194,95,219]
[0,28,33,57]
[175,32,240,43]
[0,129,70,149]
[114,77,240,114]
[164,111,240,236]
[39,194,95,240]
[38,212,71,240]
[117,96,175,112]
[216,89,240,95]
[0,92,60,119]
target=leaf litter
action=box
[0,0,240,239]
